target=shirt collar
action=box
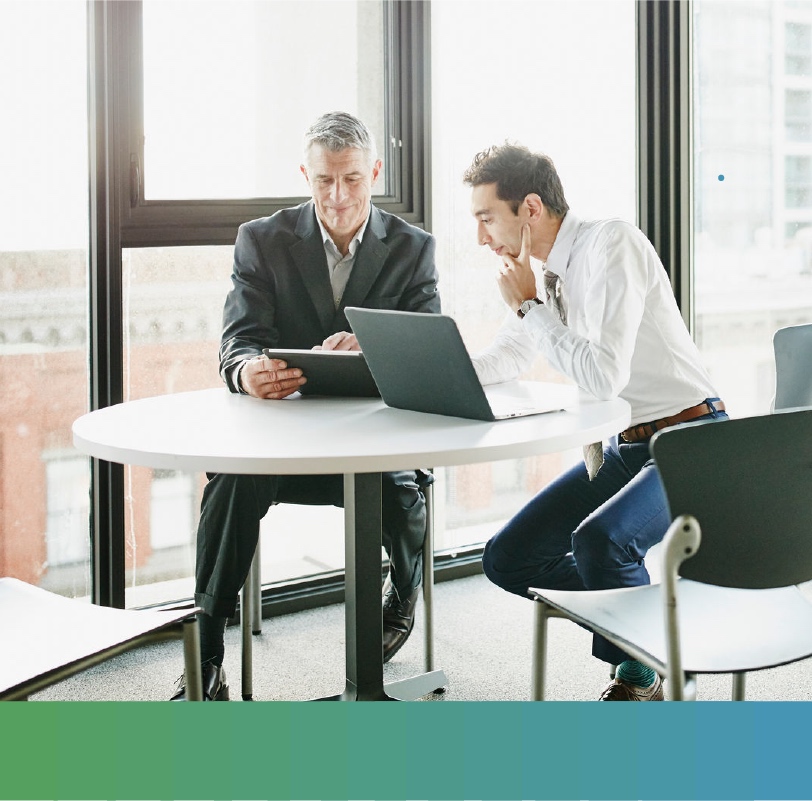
[544,211,581,281]
[315,205,371,258]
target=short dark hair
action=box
[463,142,569,218]
[303,111,377,165]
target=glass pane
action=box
[121,245,348,605]
[430,0,636,552]
[694,0,812,417]
[0,1,90,598]
[786,20,812,74]
[122,245,230,607]
[142,0,387,200]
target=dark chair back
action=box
[774,323,812,410]
[650,409,812,589]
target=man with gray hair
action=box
[172,111,440,700]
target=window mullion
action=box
[87,0,127,608]
[637,0,693,327]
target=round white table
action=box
[73,386,630,701]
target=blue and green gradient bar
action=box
[0,701,807,799]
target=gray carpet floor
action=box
[31,571,812,702]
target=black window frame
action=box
[108,0,431,249]
[87,0,431,605]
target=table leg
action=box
[316,472,446,702]
[340,472,390,700]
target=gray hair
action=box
[303,111,377,165]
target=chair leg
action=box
[251,538,262,635]
[683,673,698,701]
[531,601,551,701]
[182,617,203,701]
[422,480,435,675]
[240,545,260,701]
[732,672,746,701]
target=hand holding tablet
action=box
[261,348,381,397]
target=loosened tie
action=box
[543,269,603,481]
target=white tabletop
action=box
[72,386,631,475]
[71,384,631,702]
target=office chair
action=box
[529,408,812,701]
[773,323,812,411]
[0,577,203,701]
[239,469,440,700]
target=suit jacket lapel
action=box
[337,205,389,320]
[290,202,335,334]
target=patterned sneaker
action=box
[599,673,664,701]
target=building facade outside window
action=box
[44,456,90,574]
[694,0,812,416]
[0,1,90,598]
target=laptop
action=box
[344,307,579,421]
[262,348,380,397]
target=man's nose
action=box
[330,180,348,202]
[477,222,490,246]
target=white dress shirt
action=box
[471,211,718,426]
[315,209,370,309]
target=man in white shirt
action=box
[464,143,727,701]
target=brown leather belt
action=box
[620,400,726,443]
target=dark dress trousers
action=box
[195,201,441,618]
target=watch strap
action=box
[517,297,543,319]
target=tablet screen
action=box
[262,348,380,397]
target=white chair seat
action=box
[533,580,812,676]
[0,577,201,700]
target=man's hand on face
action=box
[314,331,360,351]
[496,223,538,310]
[242,355,306,399]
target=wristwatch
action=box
[517,297,543,319]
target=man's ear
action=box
[299,164,310,185]
[523,193,544,221]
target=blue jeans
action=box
[482,402,728,665]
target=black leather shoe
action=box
[170,661,230,701]
[382,574,420,663]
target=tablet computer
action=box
[262,348,380,398]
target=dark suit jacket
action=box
[219,201,441,391]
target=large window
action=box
[429,0,636,551]
[0,0,685,610]
[0,1,90,598]
[105,0,637,606]
[87,0,429,607]
[0,0,430,609]
[120,245,228,605]
[110,0,427,249]
[142,1,387,201]
[694,0,812,417]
